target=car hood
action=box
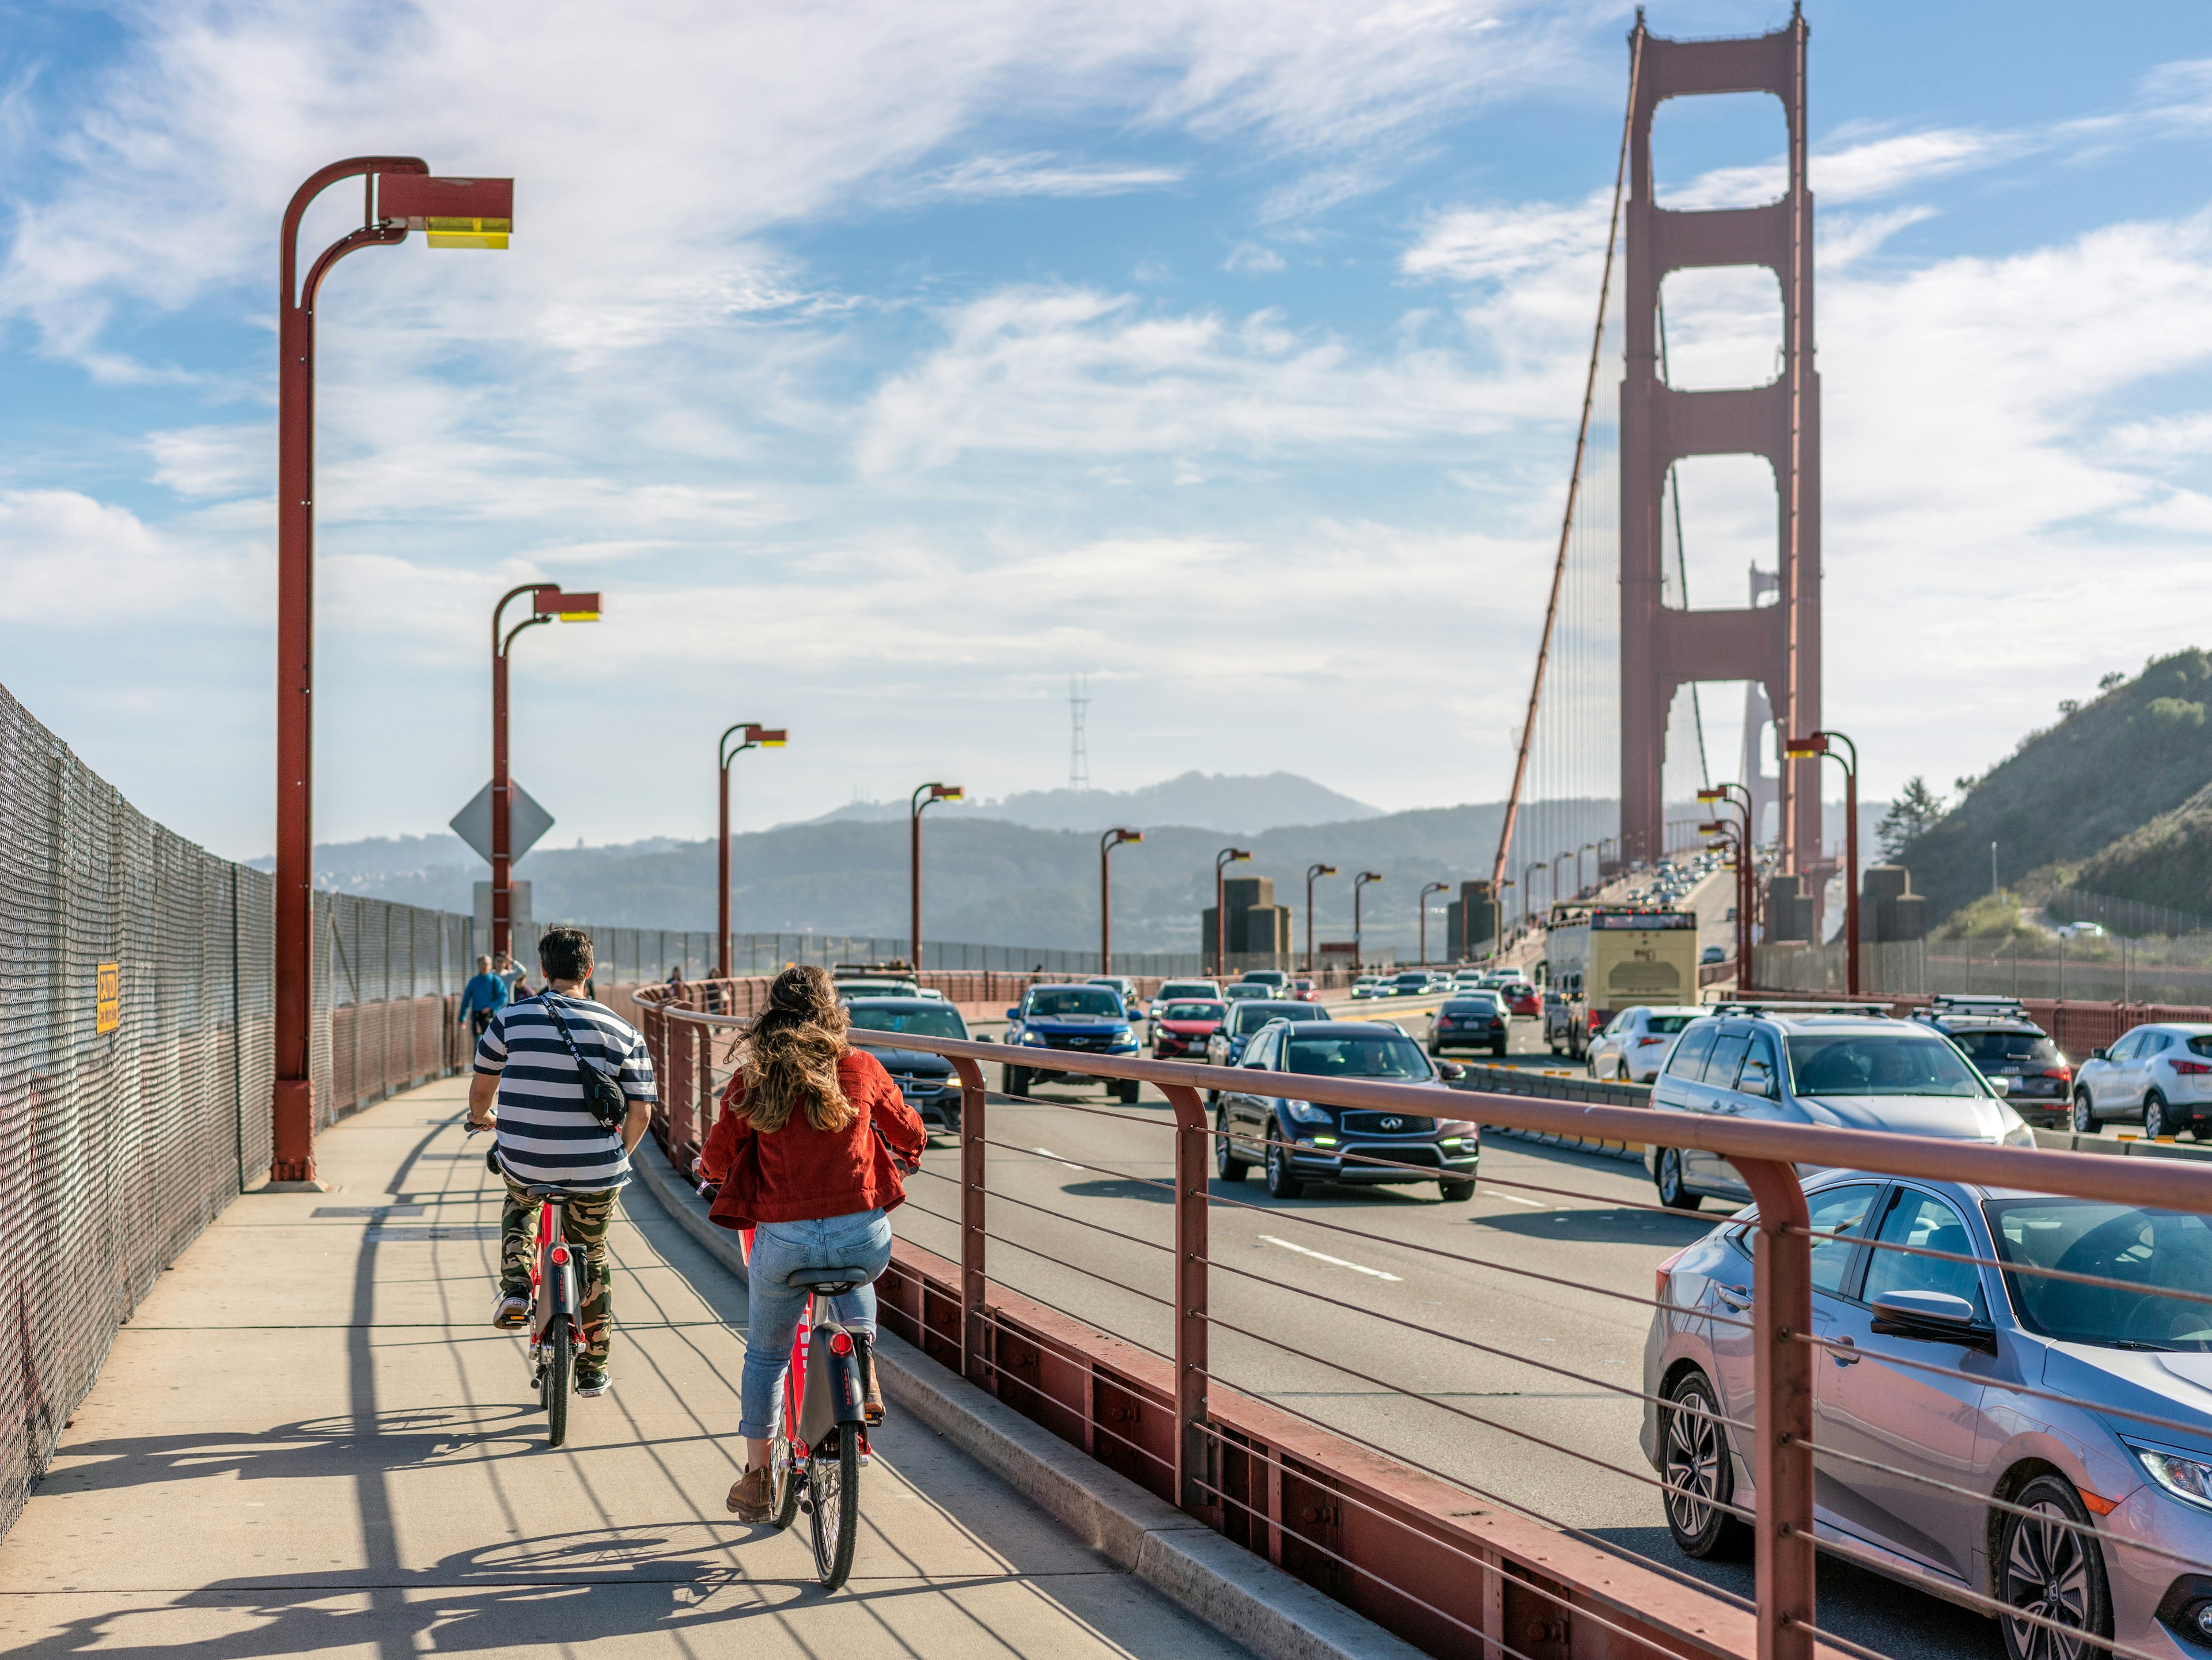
[2044,1341,2212,1444]
[1025,1015,1129,1033]
[1798,1093,2010,1140]
[868,1048,953,1078]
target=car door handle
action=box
[1830,1335,1859,1366]
[1714,1284,1751,1311]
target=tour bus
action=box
[1542,904,1700,1061]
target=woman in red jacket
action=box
[699,965,926,1523]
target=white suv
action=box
[2071,1022,2212,1140]
[1586,1005,1702,1083]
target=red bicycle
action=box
[521,1184,582,1447]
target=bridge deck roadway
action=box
[0,1075,1254,1660]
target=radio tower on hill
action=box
[1069,674,1090,793]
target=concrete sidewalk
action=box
[0,1075,1252,1658]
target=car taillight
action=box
[2175,1061,2212,1077]
[1587,1011,1603,1031]
[2041,1066,2073,1082]
[1654,1243,1691,1306]
[1638,1035,1666,1046]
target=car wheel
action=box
[1491,1043,1506,1058]
[2145,1092,2172,1139]
[2071,1090,2095,1135]
[1997,1475,2112,1660]
[1660,1370,1750,1560]
[1003,1066,1028,1096]
[1438,1177,1476,1203]
[1264,1138,1304,1200]
[1656,1148,1701,1211]
[1116,1078,1141,1105]
[1215,1111,1247,1183]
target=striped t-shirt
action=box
[475,993,658,1191]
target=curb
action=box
[628,1137,1426,1660]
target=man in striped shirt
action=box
[468,926,657,1397]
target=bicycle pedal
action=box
[798,1499,813,1515]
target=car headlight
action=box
[2001,1121,2037,1148]
[1283,1098,1331,1125]
[1109,1036,1138,1051]
[1021,1029,1051,1046]
[2132,1443,2212,1511]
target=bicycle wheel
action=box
[808,1430,860,1589]
[543,1323,573,1448]
[770,1428,799,1530]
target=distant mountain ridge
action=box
[795,771,1381,835]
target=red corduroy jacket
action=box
[698,1048,927,1231]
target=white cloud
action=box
[0,490,262,623]
[910,152,1185,200]
[1224,241,1287,272]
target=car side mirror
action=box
[1006,1007,1021,1020]
[1435,1060,1465,1081]
[1870,1289,1987,1343]
[1987,1075,2010,1097]
[1739,1060,1774,1099]
[2092,1047,2108,1061]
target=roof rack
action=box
[832,961,914,977]
[1703,1000,1892,1019]
[1923,994,2028,1014]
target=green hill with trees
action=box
[1892,649,2212,923]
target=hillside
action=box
[2073,779,2212,916]
[1898,649,2212,920]
[796,770,1381,833]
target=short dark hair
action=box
[539,926,594,986]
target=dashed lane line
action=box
[1256,1233,1403,1282]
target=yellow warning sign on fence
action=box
[96,962,119,1034]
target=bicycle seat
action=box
[522,1185,570,1201]
[786,1267,870,1294]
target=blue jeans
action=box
[740,1209,893,1440]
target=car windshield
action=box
[1443,998,1499,1014]
[1785,1033,1985,1096]
[1224,985,1270,1000]
[847,1005,968,1040]
[1645,1014,1695,1034]
[1231,1003,1307,1036]
[1158,983,1214,1000]
[1161,1002,1224,1022]
[1028,987,1124,1018]
[1285,1034,1431,1080]
[1986,1200,2212,1351]
[1949,1030,2060,1065]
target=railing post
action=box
[1161,1082,1211,1517]
[952,1056,989,1386]
[1738,1157,1814,1660]
[692,1021,712,1155]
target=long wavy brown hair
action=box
[735,965,855,1134]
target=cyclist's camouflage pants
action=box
[500,1177,616,1367]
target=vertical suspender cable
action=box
[1493,32,1643,895]
[1656,295,1711,793]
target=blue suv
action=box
[1004,983,1142,1103]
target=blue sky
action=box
[5,0,2212,863]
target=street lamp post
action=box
[717,723,788,978]
[1699,783,1756,979]
[1551,852,1574,920]
[1100,828,1142,975]
[490,585,601,965]
[271,160,512,1186]
[910,783,964,973]
[1700,820,1744,971]
[1304,863,1338,973]
[1786,730,1861,996]
[1419,881,1447,965]
[1522,861,1546,933]
[1577,843,1597,899]
[1353,871,1382,971]
[1214,847,1252,977]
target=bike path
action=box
[0,1074,1254,1659]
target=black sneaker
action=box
[574,1366,611,1397]
[492,1293,529,1329]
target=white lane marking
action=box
[1032,1147,1084,1170]
[1256,1234,1403,1282]
[1482,1189,1546,1208]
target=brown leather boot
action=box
[726,1465,775,1522]
[854,1335,885,1426]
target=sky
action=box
[6,0,2212,864]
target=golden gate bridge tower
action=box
[1618,9,1821,874]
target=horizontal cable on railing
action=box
[967,1350,1173,1476]
[1191,1394,1761,1608]
[1202,1255,1753,1436]
[1206,1317,1749,1523]
[1802,1528,2153,1660]
[972,1280,1179,1371]
[1795,1219,2212,1308]
[978,1134,1175,1193]
[969,1186,1172,1253]
[979,1230,1173,1309]
[1800,1433,2212,1580]
[897,1200,963,1230]
[1793,1329,2212,1443]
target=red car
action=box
[1153,999,1226,1059]
[1290,978,1321,1003]
[1503,982,1540,1018]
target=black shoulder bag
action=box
[541,995,632,1131]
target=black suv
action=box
[1213,1020,1477,1202]
[1911,995,2072,1118]
[846,997,971,1134]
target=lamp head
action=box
[1699,820,1730,836]
[533,588,601,622]
[1315,863,1338,877]
[1358,870,1382,883]
[1112,827,1143,846]
[1695,787,1724,802]
[379,174,514,249]
[933,784,964,802]
[745,726,789,747]
[1783,734,1829,758]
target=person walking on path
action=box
[468,926,657,1399]
[457,954,509,1045]
[696,964,925,1522]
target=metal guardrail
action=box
[634,980,2212,1660]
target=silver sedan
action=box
[1643,1169,2212,1659]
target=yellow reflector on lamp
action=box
[558,611,599,622]
[425,217,511,249]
